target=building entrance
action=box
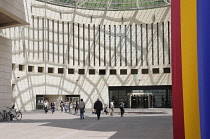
[109,85,172,108]
[130,94,153,108]
[36,96,44,109]
[66,95,80,104]
[36,95,80,110]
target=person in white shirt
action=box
[44,100,48,114]
[110,100,114,116]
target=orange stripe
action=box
[180,0,201,138]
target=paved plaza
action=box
[0,109,173,139]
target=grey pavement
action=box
[0,108,173,139]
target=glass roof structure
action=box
[37,0,171,11]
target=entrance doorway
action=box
[36,95,80,110]
[36,96,44,109]
[66,95,80,104]
[109,85,172,108]
[130,93,153,108]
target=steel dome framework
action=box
[37,0,171,10]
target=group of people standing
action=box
[43,100,56,114]
[43,98,125,120]
[59,100,79,114]
[93,99,125,119]
[110,99,125,117]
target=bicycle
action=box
[9,108,22,121]
[0,110,11,122]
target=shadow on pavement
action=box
[10,115,173,139]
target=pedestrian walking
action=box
[64,100,69,113]
[44,100,48,114]
[94,98,103,120]
[69,101,72,113]
[119,99,125,117]
[104,107,109,114]
[51,101,56,114]
[78,99,85,119]
[60,101,64,113]
[110,100,114,116]
[74,101,79,115]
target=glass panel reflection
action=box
[109,86,172,108]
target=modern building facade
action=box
[1,0,171,111]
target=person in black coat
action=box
[94,98,103,120]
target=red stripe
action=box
[171,0,185,138]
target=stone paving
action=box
[0,108,173,139]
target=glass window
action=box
[62,21,65,64]
[83,24,85,66]
[38,67,44,73]
[48,67,54,73]
[114,25,116,66]
[68,22,70,64]
[131,69,138,74]
[19,65,24,71]
[68,68,74,74]
[12,64,15,70]
[88,24,90,66]
[163,68,170,73]
[135,24,138,66]
[146,24,148,65]
[109,25,111,66]
[93,24,95,66]
[162,22,165,64]
[151,23,154,65]
[168,21,171,64]
[130,25,132,66]
[73,23,75,65]
[99,69,106,75]
[157,23,159,65]
[110,69,117,75]
[79,69,85,74]
[98,25,101,66]
[120,69,127,75]
[33,16,35,58]
[140,24,143,65]
[89,69,95,75]
[124,25,127,66]
[57,21,60,63]
[47,19,50,61]
[152,68,159,74]
[142,69,148,74]
[78,23,80,65]
[52,20,55,62]
[28,66,34,72]
[58,68,64,74]
[119,25,122,66]
[104,25,106,66]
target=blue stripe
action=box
[197,0,210,139]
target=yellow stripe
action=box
[180,0,201,138]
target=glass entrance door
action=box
[36,96,44,109]
[66,95,80,105]
[130,94,153,108]
[69,97,80,103]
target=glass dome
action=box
[37,0,171,11]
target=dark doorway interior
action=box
[109,85,172,108]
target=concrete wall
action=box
[0,0,29,110]
[0,37,12,108]
[3,0,171,110]
[0,0,30,29]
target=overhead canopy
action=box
[37,0,171,10]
